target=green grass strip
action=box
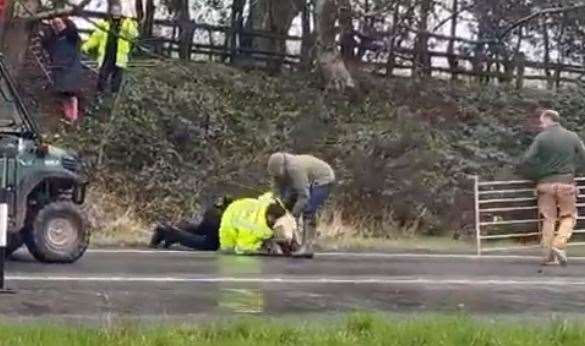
[0,313,584,346]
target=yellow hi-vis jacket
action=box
[219,198,273,254]
[81,18,139,68]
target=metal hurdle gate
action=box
[474,176,585,255]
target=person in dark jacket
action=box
[519,109,585,266]
[150,196,232,251]
[41,17,83,124]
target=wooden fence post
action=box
[515,52,525,90]
[413,30,431,78]
[554,64,562,90]
[168,23,177,57]
[224,0,241,64]
[178,19,195,61]
[447,37,458,81]
[300,0,312,70]
[71,10,582,85]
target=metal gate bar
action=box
[474,175,585,255]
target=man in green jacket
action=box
[520,109,585,266]
[267,152,335,258]
[82,4,139,93]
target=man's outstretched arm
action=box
[575,135,585,169]
[521,137,540,166]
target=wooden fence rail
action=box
[72,11,585,89]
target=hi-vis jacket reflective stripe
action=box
[219,198,273,254]
[81,18,139,68]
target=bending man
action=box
[267,152,335,258]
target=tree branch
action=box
[431,3,477,32]
[499,4,585,39]
[25,0,93,21]
[354,1,401,18]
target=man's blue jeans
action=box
[281,183,333,219]
[303,184,333,219]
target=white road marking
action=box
[321,252,560,260]
[6,275,585,286]
[87,249,198,255]
[85,249,585,261]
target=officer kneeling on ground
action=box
[149,194,298,255]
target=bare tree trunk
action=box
[178,20,195,61]
[315,0,355,90]
[0,0,13,46]
[447,0,458,80]
[515,52,525,90]
[473,17,489,85]
[135,0,144,24]
[582,36,585,71]
[413,0,432,78]
[386,0,401,78]
[554,13,567,89]
[142,0,155,37]
[243,0,304,72]
[2,0,40,75]
[542,17,552,89]
[514,26,523,61]
[176,0,193,61]
[300,0,314,71]
[338,0,354,63]
[242,0,256,50]
[494,41,503,84]
[504,26,523,85]
[225,0,242,63]
[168,24,177,56]
[513,27,524,89]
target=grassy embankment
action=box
[44,61,585,250]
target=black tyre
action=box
[6,232,23,258]
[24,201,89,263]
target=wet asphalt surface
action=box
[1,249,585,323]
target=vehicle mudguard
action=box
[13,169,86,232]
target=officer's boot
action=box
[149,222,178,249]
[149,223,166,248]
[292,216,315,259]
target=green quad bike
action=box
[0,54,89,263]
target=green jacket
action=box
[520,124,585,183]
[219,198,273,254]
[81,18,139,68]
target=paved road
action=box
[1,249,585,323]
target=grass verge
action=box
[316,236,475,253]
[0,313,583,346]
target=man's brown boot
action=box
[540,248,558,266]
[552,247,568,267]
